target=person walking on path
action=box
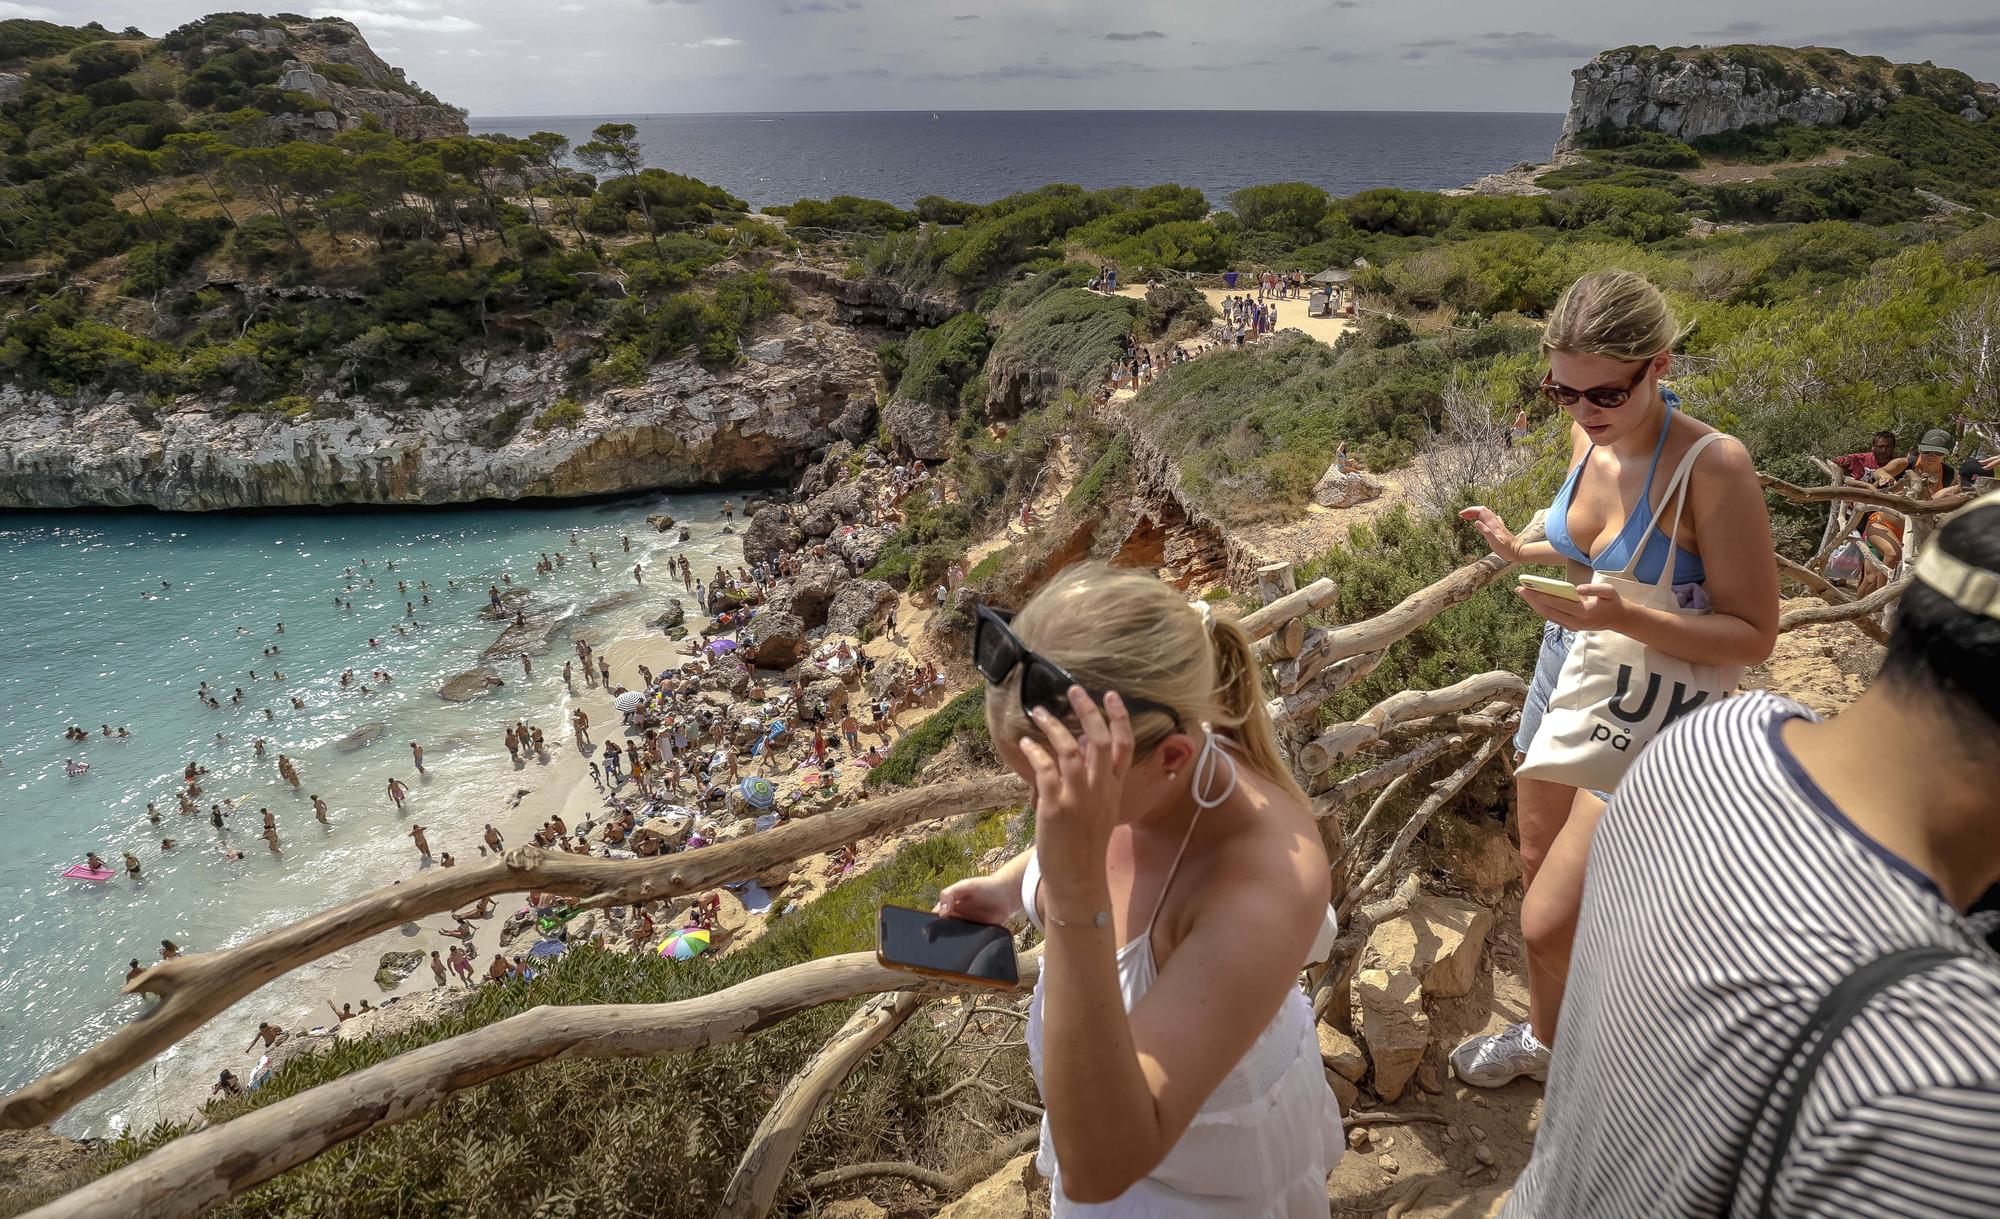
[1452,270,1779,1088]
[429,950,448,988]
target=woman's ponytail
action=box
[1207,611,1309,807]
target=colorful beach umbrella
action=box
[657,927,711,961]
[707,638,739,653]
[739,776,776,810]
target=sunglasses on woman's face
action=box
[1539,361,1650,410]
[972,605,1184,734]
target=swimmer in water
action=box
[311,794,328,823]
[387,777,408,810]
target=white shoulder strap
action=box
[1612,430,1731,587]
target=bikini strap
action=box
[1143,805,1207,939]
[1613,430,1730,587]
[1635,399,1676,502]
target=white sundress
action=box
[1020,826,1345,1218]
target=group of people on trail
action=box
[1217,293,1277,345]
[930,269,1999,1217]
[1830,423,1998,593]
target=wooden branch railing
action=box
[1296,672,1526,775]
[0,774,1026,1133]
[1759,474,1968,516]
[22,953,1042,1219]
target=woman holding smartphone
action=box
[1453,270,1779,1086]
[935,563,1342,1213]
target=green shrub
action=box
[896,312,993,409]
[866,687,993,786]
[782,194,917,233]
[534,396,585,430]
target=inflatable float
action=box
[62,864,117,881]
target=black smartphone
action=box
[876,903,1019,989]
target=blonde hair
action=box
[986,563,1306,806]
[1543,269,1689,362]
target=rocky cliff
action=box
[220,18,468,141]
[1557,45,2000,152]
[0,312,877,510]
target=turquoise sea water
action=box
[0,493,741,1135]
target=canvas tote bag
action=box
[1518,431,1740,792]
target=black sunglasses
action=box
[1539,362,1650,410]
[972,605,1184,734]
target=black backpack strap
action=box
[1723,946,1966,1218]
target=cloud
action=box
[311,7,481,32]
[1459,31,1602,61]
[953,12,979,19]
[1408,37,1460,48]
[1694,20,1771,38]
[778,0,862,12]
[1324,49,1366,63]
[1400,49,1427,60]
[674,37,745,48]
[1830,16,2000,47]
[0,0,59,15]
[1331,0,1360,7]
[1103,30,1166,42]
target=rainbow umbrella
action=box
[657,927,711,961]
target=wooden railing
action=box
[8,475,1950,1219]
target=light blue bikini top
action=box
[1545,391,1706,586]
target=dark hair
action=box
[1873,430,1897,446]
[1880,499,2000,736]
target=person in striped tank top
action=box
[1503,494,2000,1217]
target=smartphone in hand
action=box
[1516,573,1583,603]
[877,903,1019,989]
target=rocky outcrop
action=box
[881,394,953,461]
[777,266,963,328]
[1557,45,1999,153]
[232,19,467,142]
[825,578,897,635]
[1312,466,1384,510]
[741,506,805,568]
[0,312,878,510]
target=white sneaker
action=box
[1450,1021,1550,1087]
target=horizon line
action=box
[465,107,1567,120]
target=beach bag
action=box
[1518,432,1739,793]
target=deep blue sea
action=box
[468,110,1564,209]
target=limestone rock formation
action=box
[748,611,809,669]
[825,578,897,635]
[227,19,467,142]
[1312,466,1384,510]
[882,394,953,462]
[1355,967,1429,1103]
[776,266,963,328]
[1557,46,1999,153]
[741,506,805,568]
[1365,894,1495,1001]
[937,1152,1051,1219]
[0,311,877,510]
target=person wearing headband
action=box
[936,562,1342,1213]
[1500,491,2000,1218]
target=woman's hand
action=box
[1019,687,1134,890]
[935,874,1023,925]
[1519,582,1630,632]
[1459,506,1521,563]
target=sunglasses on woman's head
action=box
[1538,361,1650,410]
[971,604,1184,734]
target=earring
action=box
[1166,771,1177,781]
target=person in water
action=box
[935,563,1342,1212]
[1452,270,1779,1087]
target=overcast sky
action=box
[16,0,2000,115]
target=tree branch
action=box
[0,774,1026,1132]
[1297,673,1524,775]
[22,952,1042,1219]
[1759,475,1966,516]
[1777,574,1912,634]
[721,991,927,1219]
[1342,736,1505,919]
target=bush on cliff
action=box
[866,687,993,787]
[982,285,1135,406]
[895,312,994,409]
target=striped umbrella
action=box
[657,927,712,961]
